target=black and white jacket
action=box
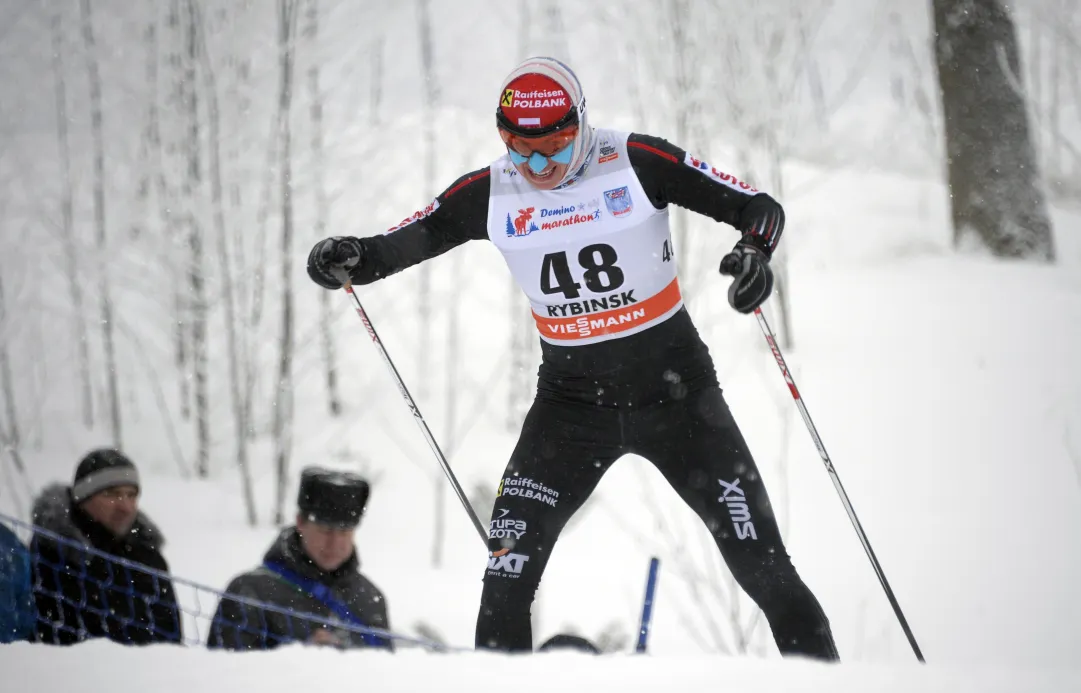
[30,484,182,646]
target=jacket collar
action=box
[263,526,358,584]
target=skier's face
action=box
[500,125,578,191]
[297,516,356,572]
[80,485,139,538]
[516,157,571,190]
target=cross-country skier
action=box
[307,56,838,660]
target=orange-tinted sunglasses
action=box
[499,124,580,158]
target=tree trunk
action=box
[182,0,210,478]
[666,0,697,294]
[0,279,31,504]
[416,0,446,567]
[416,0,438,404]
[79,0,122,447]
[190,0,258,524]
[50,9,94,430]
[273,0,299,526]
[1047,14,1061,178]
[114,321,190,478]
[166,0,191,425]
[0,274,20,454]
[304,0,343,418]
[175,282,190,421]
[932,0,1055,260]
[542,0,570,59]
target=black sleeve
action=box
[207,577,274,651]
[627,133,784,256]
[145,573,183,644]
[30,539,80,645]
[348,167,492,285]
[31,539,106,645]
[361,578,393,652]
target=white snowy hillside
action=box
[2,0,1081,690]
[5,639,1081,693]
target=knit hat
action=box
[496,57,593,187]
[297,467,370,529]
[71,448,140,504]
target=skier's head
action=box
[496,57,592,190]
[295,467,370,572]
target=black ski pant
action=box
[475,385,838,660]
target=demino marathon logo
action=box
[506,201,601,237]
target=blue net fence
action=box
[0,512,452,651]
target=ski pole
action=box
[635,557,660,653]
[753,306,925,662]
[333,271,488,546]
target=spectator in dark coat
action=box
[208,467,391,651]
[30,449,182,646]
[0,519,35,643]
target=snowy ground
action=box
[5,640,1081,693]
[3,162,1081,688]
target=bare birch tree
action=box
[79,0,122,446]
[50,8,93,430]
[414,0,447,566]
[178,0,211,477]
[0,273,20,458]
[272,0,300,526]
[416,0,438,407]
[664,0,701,285]
[304,0,343,418]
[0,270,31,518]
[190,0,258,524]
[165,0,192,425]
[1013,1,1081,201]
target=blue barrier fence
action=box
[0,512,454,651]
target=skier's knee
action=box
[725,547,802,600]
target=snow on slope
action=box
[5,640,1081,693]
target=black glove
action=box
[737,193,784,257]
[307,236,364,290]
[719,243,773,314]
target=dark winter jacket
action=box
[29,484,182,646]
[207,527,392,651]
[0,521,35,642]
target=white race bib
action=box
[487,130,682,346]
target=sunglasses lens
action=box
[549,143,574,165]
